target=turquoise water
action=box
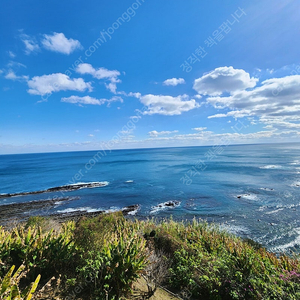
[1,143,300,253]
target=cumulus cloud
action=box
[193,66,258,96]
[76,63,121,93]
[41,32,82,54]
[20,34,40,55]
[148,130,178,137]
[206,74,300,129]
[27,73,92,96]
[61,95,123,106]
[163,78,185,86]
[139,94,200,115]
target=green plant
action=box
[76,214,148,299]
[0,222,76,279]
[0,265,40,300]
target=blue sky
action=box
[1,0,300,154]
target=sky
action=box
[1,0,300,154]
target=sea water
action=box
[1,143,300,253]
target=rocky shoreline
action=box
[0,181,108,199]
[0,197,139,227]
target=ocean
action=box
[1,143,300,253]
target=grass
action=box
[0,212,299,299]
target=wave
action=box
[57,204,139,215]
[123,206,139,215]
[125,180,134,183]
[220,224,249,235]
[57,207,102,213]
[236,193,258,201]
[0,181,109,198]
[265,208,284,215]
[270,228,300,252]
[259,187,275,191]
[259,165,282,169]
[150,200,181,214]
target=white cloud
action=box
[139,94,200,115]
[193,66,258,96]
[7,61,26,69]
[41,32,82,54]
[61,95,123,106]
[163,78,185,86]
[76,64,120,80]
[208,110,251,119]
[5,70,28,82]
[148,130,178,137]
[206,74,300,129]
[127,92,141,98]
[192,127,207,131]
[8,51,16,58]
[20,34,40,55]
[76,63,121,93]
[105,82,118,94]
[194,94,202,99]
[27,73,92,96]
[88,134,94,137]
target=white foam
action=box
[271,229,300,252]
[57,207,102,213]
[259,165,282,169]
[104,207,120,213]
[150,201,181,214]
[292,182,300,187]
[237,194,258,201]
[265,208,284,215]
[68,181,109,187]
[220,224,249,235]
[126,208,139,215]
[125,180,134,183]
[290,160,300,165]
[259,187,274,191]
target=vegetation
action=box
[0,265,40,300]
[0,213,300,299]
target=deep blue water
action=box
[1,143,300,253]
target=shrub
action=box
[0,264,40,300]
[0,222,76,280]
[75,213,148,299]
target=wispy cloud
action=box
[20,33,40,55]
[192,127,207,131]
[61,95,123,106]
[8,51,16,58]
[148,130,178,137]
[5,70,28,82]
